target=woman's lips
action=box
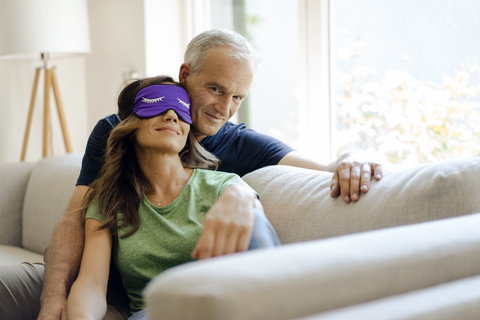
[155,126,179,134]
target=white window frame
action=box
[298,0,334,163]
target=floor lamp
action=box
[0,0,91,161]
[22,53,74,160]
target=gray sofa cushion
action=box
[0,162,35,247]
[22,154,83,254]
[242,157,480,244]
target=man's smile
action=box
[203,111,224,122]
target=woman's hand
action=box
[192,185,255,260]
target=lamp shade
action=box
[0,0,91,60]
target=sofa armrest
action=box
[0,161,35,246]
[144,213,480,320]
[242,157,480,244]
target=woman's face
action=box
[135,109,190,155]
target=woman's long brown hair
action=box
[82,76,219,238]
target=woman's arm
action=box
[67,219,112,320]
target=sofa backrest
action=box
[0,161,36,247]
[22,154,83,254]
[13,153,480,252]
[242,157,480,244]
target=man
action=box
[0,29,382,320]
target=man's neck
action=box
[193,131,208,143]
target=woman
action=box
[66,77,279,319]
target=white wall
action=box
[85,0,147,132]
[144,0,190,78]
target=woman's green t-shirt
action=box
[85,168,253,314]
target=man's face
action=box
[179,47,254,141]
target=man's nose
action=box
[161,109,178,122]
[214,96,231,117]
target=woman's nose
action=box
[161,109,178,122]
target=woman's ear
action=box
[178,63,191,86]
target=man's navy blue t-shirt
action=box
[76,114,293,186]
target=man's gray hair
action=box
[184,29,259,75]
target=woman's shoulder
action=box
[190,169,248,193]
[192,168,239,181]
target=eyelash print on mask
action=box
[142,96,165,104]
[177,98,190,109]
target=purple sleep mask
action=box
[133,85,192,124]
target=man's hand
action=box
[278,151,383,203]
[191,185,255,260]
[37,294,67,320]
[329,156,383,203]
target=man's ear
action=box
[179,63,191,86]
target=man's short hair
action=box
[184,29,259,75]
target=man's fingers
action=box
[360,163,372,193]
[339,165,351,203]
[330,171,340,198]
[373,163,383,180]
[350,164,361,202]
[331,158,383,203]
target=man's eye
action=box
[210,87,219,92]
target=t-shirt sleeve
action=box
[85,201,106,223]
[235,128,293,176]
[218,173,258,198]
[76,120,114,186]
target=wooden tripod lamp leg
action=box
[21,68,41,161]
[50,68,73,153]
[43,69,51,158]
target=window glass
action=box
[210,0,301,149]
[332,0,480,164]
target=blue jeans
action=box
[248,208,281,249]
[128,209,280,320]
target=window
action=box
[332,0,480,164]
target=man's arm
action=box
[278,151,383,203]
[191,185,256,260]
[37,185,90,320]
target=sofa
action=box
[1,154,480,319]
